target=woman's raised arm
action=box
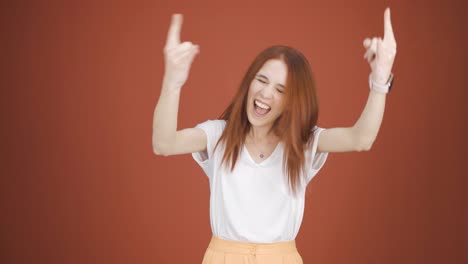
[318,7,397,153]
[152,14,205,156]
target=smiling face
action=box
[246,58,288,131]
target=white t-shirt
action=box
[192,119,329,243]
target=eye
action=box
[276,88,284,94]
[257,78,267,84]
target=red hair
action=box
[214,45,320,196]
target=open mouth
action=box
[253,99,271,116]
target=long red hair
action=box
[214,45,320,196]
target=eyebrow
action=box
[256,74,285,88]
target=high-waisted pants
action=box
[201,235,303,264]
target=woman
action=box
[153,8,396,264]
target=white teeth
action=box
[254,100,271,110]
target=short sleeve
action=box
[305,126,329,184]
[191,119,226,177]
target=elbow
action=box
[152,141,170,156]
[153,146,170,156]
[355,139,375,152]
[355,144,371,152]
[153,146,165,156]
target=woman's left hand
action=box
[363,7,397,84]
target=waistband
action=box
[208,235,297,256]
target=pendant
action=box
[260,154,264,158]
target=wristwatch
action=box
[369,73,394,94]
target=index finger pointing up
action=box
[383,8,395,42]
[165,14,183,49]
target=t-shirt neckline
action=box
[242,142,282,167]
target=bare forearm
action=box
[154,13,199,154]
[152,80,181,153]
[353,7,396,149]
[352,90,387,148]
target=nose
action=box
[259,83,275,99]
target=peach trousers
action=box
[201,235,303,264]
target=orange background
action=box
[3,0,467,263]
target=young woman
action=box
[153,8,396,264]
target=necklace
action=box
[248,135,266,159]
[252,141,265,158]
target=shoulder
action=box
[195,119,226,131]
[304,125,330,183]
[307,125,325,145]
[194,119,227,140]
[311,125,325,133]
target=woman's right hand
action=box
[163,14,200,90]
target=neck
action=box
[248,125,277,143]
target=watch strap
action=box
[369,73,394,94]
